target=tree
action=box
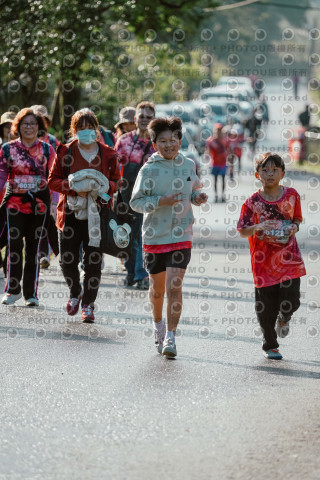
[0,0,220,133]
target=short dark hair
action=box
[136,101,155,115]
[148,117,182,142]
[255,152,285,172]
[11,108,47,138]
[69,108,100,137]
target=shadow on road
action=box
[0,325,118,344]
[180,356,320,379]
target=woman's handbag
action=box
[100,190,133,260]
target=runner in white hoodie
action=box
[130,117,207,357]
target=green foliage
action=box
[0,0,220,129]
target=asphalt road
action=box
[0,80,320,480]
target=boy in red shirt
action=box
[237,153,306,360]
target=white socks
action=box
[153,322,176,342]
[154,320,165,332]
[165,330,175,341]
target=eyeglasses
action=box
[20,122,38,127]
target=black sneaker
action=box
[124,276,136,287]
[136,277,149,290]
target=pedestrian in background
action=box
[114,106,136,140]
[237,152,306,360]
[31,105,60,269]
[205,123,229,203]
[0,108,56,306]
[0,111,18,147]
[0,111,18,279]
[298,105,310,129]
[130,117,207,358]
[115,101,156,290]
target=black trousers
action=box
[6,208,46,299]
[58,211,102,306]
[255,278,301,351]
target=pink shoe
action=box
[66,291,83,316]
[81,305,95,323]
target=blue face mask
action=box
[76,129,97,145]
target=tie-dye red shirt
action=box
[237,187,306,288]
[115,130,156,166]
[0,139,55,214]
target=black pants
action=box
[6,208,46,299]
[255,278,301,351]
[40,236,49,259]
[59,211,102,306]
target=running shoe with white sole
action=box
[81,305,95,323]
[1,292,22,305]
[25,297,39,307]
[263,348,283,360]
[162,338,177,357]
[276,319,290,338]
[66,291,83,316]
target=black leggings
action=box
[255,278,301,351]
[58,211,103,306]
[5,208,46,299]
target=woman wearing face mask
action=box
[47,108,120,323]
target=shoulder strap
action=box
[42,141,51,178]
[48,134,57,151]
[2,143,10,164]
[128,132,139,162]
[42,141,50,160]
[128,132,151,166]
[2,143,12,177]
[100,127,115,147]
[139,140,152,166]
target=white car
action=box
[217,76,253,92]
[199,86,254,122]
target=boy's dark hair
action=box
[148,116,182,142]
[255,152,285,172]
[136,101,155,115]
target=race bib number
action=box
[12,175,41,193]
[261,220,292,245]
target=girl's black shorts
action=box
[143,248,191,275]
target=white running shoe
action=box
[154,324,166,354]
[1,292,22,305]
[25,297,39,307]
[276,319,290,338]
[162,338,177,357]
